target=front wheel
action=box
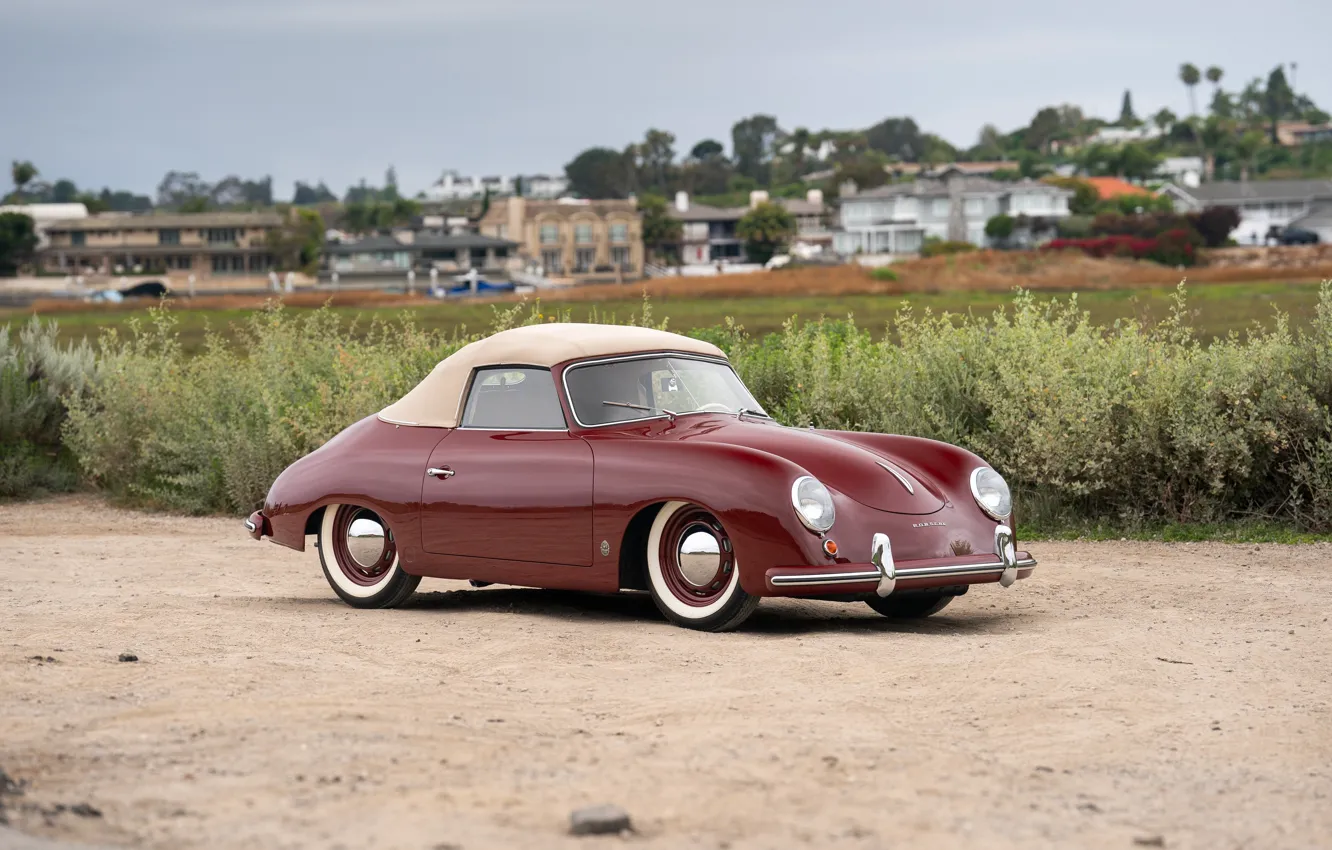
[318,504,420,609]
[645,501,759,632]
[865,592,954,619]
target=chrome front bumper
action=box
[767,525,1035,595]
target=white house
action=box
[1159,179,1332,244]
[426,171,568,202]
[1088,125,1163,145]
[832,172,1072,255]
[0,202,89,249]
[1155,156,1203,189]
[522,174,570,199]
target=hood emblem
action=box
[913,521,946,528]
[876,460,915,495]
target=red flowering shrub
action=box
[1043,229,1198,266]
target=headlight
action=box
[970,467,1012,520]
[791,476,835,532]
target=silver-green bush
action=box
[38,282,1332,531]
[0,318,95,497]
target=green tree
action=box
[689,139,725,160]
[51,179,78,203]
[564,147,631,199]
[1264,65,1295,143]
[638,194,682,264]
[735,201,795,265]
[1023,107,1063,152]
[731,114,781,184]
[1119,90,1139,126]
[1044,176,1099,215]
[267,207,325,274]
[156,170,211,209]
[834,151,890,192]
[984,213,1015,242]
[637,128,677,193]
[1152,107,1177,135]
[9,161,38,199]
[865,116,924,161]
[0,212,38,276]
[1180,63,1202,116]
[292,181,337,205]
[1205,65,1224,99]
[1114,143,1160,181]
[1233,129,1265,181]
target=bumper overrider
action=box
[765,524,1036,597]
[245,511,270,541]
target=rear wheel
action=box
[865,592,954,619]
[318,504,420,609]
[645,501,759,632]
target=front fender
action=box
[587,437,828,594]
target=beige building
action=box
[41,212,283,278]
[478,197,643,281]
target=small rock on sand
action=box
[569,804,632,836]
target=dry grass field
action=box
[5,250,1330,354]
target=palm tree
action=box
[10,160,38,199]
[1233,130,1264,182]
[1180,63,1202,116]
[1205,66,1223,93]
[1152,108,1178,136]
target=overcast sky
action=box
[3,0,1330,200]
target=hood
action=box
[689,418,946,515]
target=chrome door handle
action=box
[426,467,455,478]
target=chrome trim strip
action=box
[770,558,1037,588]
[244,518,256,532]
[456,427,570,432]
[876,461,915,495]
[559,352,740,429]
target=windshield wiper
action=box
[738,407,771,419]
[602,400,676,421]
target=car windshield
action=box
[564,356,767,427]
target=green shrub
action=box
[720,283,1332,532]
[0,318,95,497]
[984,214,1015,241]
[23,282,1332,534]
[920,238,977,258]
[868,266,899,282]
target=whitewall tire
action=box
[645,501,759,631]
[317,503,420,609]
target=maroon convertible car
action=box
[246,324,1035,631]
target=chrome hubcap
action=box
[346,516,388,568]
[677,526,721,586]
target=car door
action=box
[419,366,594,567]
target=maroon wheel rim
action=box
[330,505,396,587]
[658,506,733,607]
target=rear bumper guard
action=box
[767,525,1034,594]
[244,511,269,541]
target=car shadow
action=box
[280,585,1029,635]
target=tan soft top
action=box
[378,323,726,428]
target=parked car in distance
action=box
[1279,227,1320,245]
[246,324,1035,631]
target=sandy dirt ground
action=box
[2,496,1329,850]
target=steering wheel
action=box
[696,402,733,413]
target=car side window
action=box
[461,367,567,430]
